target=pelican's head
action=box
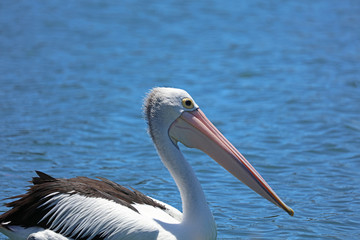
[144,87,294,216]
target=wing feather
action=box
[0,172,179,240]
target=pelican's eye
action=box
[182,98,194,109]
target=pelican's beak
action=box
[169,109,294,216]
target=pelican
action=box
[0,87,293,240]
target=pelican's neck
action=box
[153,129,216,232]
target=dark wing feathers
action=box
[33,171,57,183]
[96,176,166,210]
[0,171,166,237]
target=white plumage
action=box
[0,87,293,240]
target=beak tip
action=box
[287,207,294,216]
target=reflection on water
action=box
[0,0,359,239]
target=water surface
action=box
[0,0,359,239]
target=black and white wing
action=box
[0,171,182,240]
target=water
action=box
[0,0,359,239]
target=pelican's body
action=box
[0,87,293,240]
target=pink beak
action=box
[169,108,294,216]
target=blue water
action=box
[1,0,359,239]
